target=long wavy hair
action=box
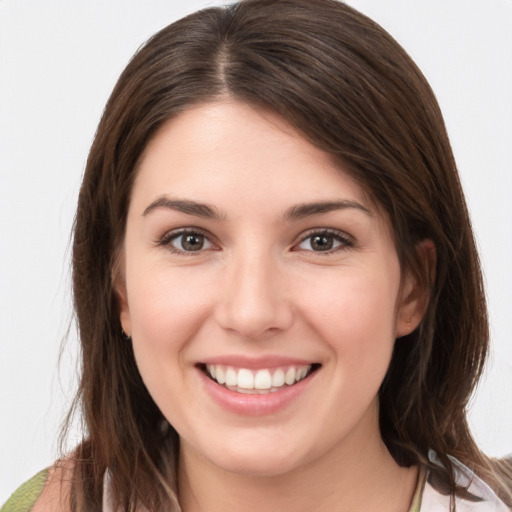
[67,0,511,510]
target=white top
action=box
[417,451,510,511]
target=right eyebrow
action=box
[283,199,372,221]
[142,197,226,220]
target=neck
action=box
[177,421,418,512]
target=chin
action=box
[213,452,304,478]
[196,432,313,478]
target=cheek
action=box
[126,269,216,422]
[294,265,401,386]
[126,266,215,368]
[299,269,399,335]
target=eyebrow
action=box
[143,197,226,220]
[283,200,372,220]
[142,196,371,221]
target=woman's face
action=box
[118,100,421,477]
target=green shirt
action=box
[1,470,48,512]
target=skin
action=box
[116,100,426,512]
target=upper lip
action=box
[199,355,319,369]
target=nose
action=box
[214,250,294,340]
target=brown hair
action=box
[68,0,511,510]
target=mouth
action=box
[198,363,321,394]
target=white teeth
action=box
[225,367,237,386]
[254,369,272,390]
[216,366,226,385]
[205,364,314,392]
[272,368,285,387]
[296,366,307,382]
[237,369,254,389]
[285,367,296,385]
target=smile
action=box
[203,364,318,394]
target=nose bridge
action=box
[216,242,292,338]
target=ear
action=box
[116,279,132,338]
[396,239,436,338]
[112,251,132,338]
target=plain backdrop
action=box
[1,0,511,503]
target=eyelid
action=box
[155,226,354,255]
[156,227,219,254]
[293,228,355,253]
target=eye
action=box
[295,230,353,253]
[159,229,216,254]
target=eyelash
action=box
[156,228,217,256]
[294,229,354,254]
[156,228,354,255]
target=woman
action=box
[2,0,511,511]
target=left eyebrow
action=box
[283,200,372,221]
[142,197,226,220]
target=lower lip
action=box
[198,368,317,416]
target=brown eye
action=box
[310,234,334,251]
[180,233,205,251]
[165,231,215,253]
[296,230,352,253]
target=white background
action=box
[1,0,511,503]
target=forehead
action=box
[133,100,374,212]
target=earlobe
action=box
[396,239,436,338]
[112,253,132,338]
[117,280,132,338]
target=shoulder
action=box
[1,460,74,512]
[419,453,512,512]
[1,470,48,512]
